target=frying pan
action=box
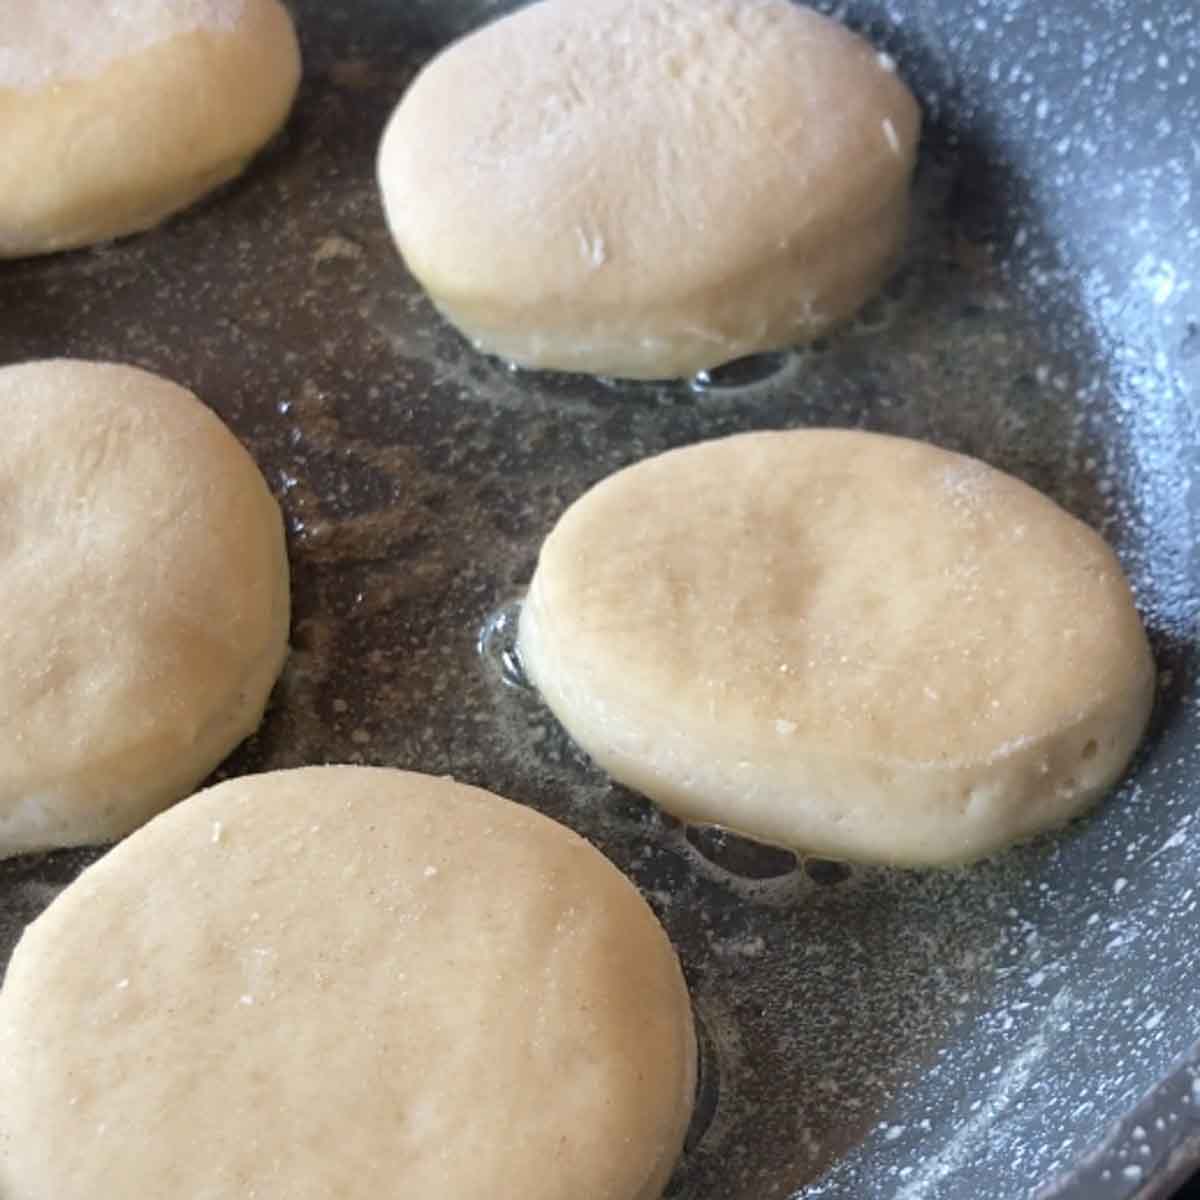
[1,1,1197,1197]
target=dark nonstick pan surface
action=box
[1,1,1197,1197]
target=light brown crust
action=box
[0,0,300,257]
[378,0,920,378]
[0,360,290,855]
[0,767,696,1199]
[519,430,1155,864]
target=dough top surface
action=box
[0,0,247,92]
[382,0,919,311]
[0,767,696,1200]
[0,359,288,849]
[523,429,1151,771]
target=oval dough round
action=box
[0,0,301,258]
[377,0,920,379]
[518,429,1155,865]
[0,766,697,1200]
[0,360,290,857]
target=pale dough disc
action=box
[518,430,1156,865]
[0,360,290,857]
[0,766,697,1200]
[0,0,301,257]
[377,0,920,379]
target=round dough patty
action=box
[0,767,697,1200]
[518,430,1155,865]
[378,0,920,379]
[0,0,300,257]
[0,360,290,857]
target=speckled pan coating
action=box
[0,2,1197,1199]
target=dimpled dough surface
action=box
[518,430,1156,866]
[377,0,920,380]
[0,0,300,257]
[0,767,697,1200]
[0,360,290,857]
